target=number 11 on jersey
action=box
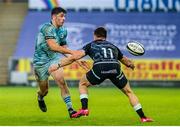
[102,48,113,59]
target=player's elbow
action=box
[49,45,57,52]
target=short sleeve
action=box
[82,43,91,55]
[42,25,56,40]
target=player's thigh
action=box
[50,68,66,85]
[34,68,49,88]
[34,64,50,82]
[121,82,134,96]
[86,69,105,85]
[49,57,64,78]
[110,71,128,89]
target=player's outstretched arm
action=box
[120,56,135,70]
[48,50,86,73]
[60,50,86,67]
[60,45,90,71]
[47,39,74,55]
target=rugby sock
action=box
[38,95,44,101]
[133,103,146,118]
[63,95,73,110]
[80,94,88,109]
[38,91,48,101]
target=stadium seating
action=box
[0,3,27,84]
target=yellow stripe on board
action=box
[27,59,180,81]
[18,59,31,73]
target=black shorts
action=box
[86,61,128,89]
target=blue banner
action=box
[65,12,180,59]
[14,12,180,59]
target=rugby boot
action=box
[68,108,77,118]
[71,109,89,118]
[38,95,47,112]
[141,117,153,122]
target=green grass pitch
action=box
[0,86,180,126]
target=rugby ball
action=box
[126,41,145,56]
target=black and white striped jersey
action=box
[82,40,123,64]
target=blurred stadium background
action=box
[0,0,180,126]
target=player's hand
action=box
[71,50,82,56]
[70,51,83,60]
[75,60,90,71]
[128,63,135,70]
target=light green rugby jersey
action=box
[33,22,67,66]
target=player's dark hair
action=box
[94,27,107,38]
[51,7,67,16]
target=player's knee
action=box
[56,78,67,89]
[123,87,133,96]
[127,89,133,95]
[56,77,65,85]
[79,81,89,87]
[58,84,66,90]
[39,83,48,92]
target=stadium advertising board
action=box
[28,0,180,12]
[64,59,180,81]
[124,59,180,80]
[14,59,180,81]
